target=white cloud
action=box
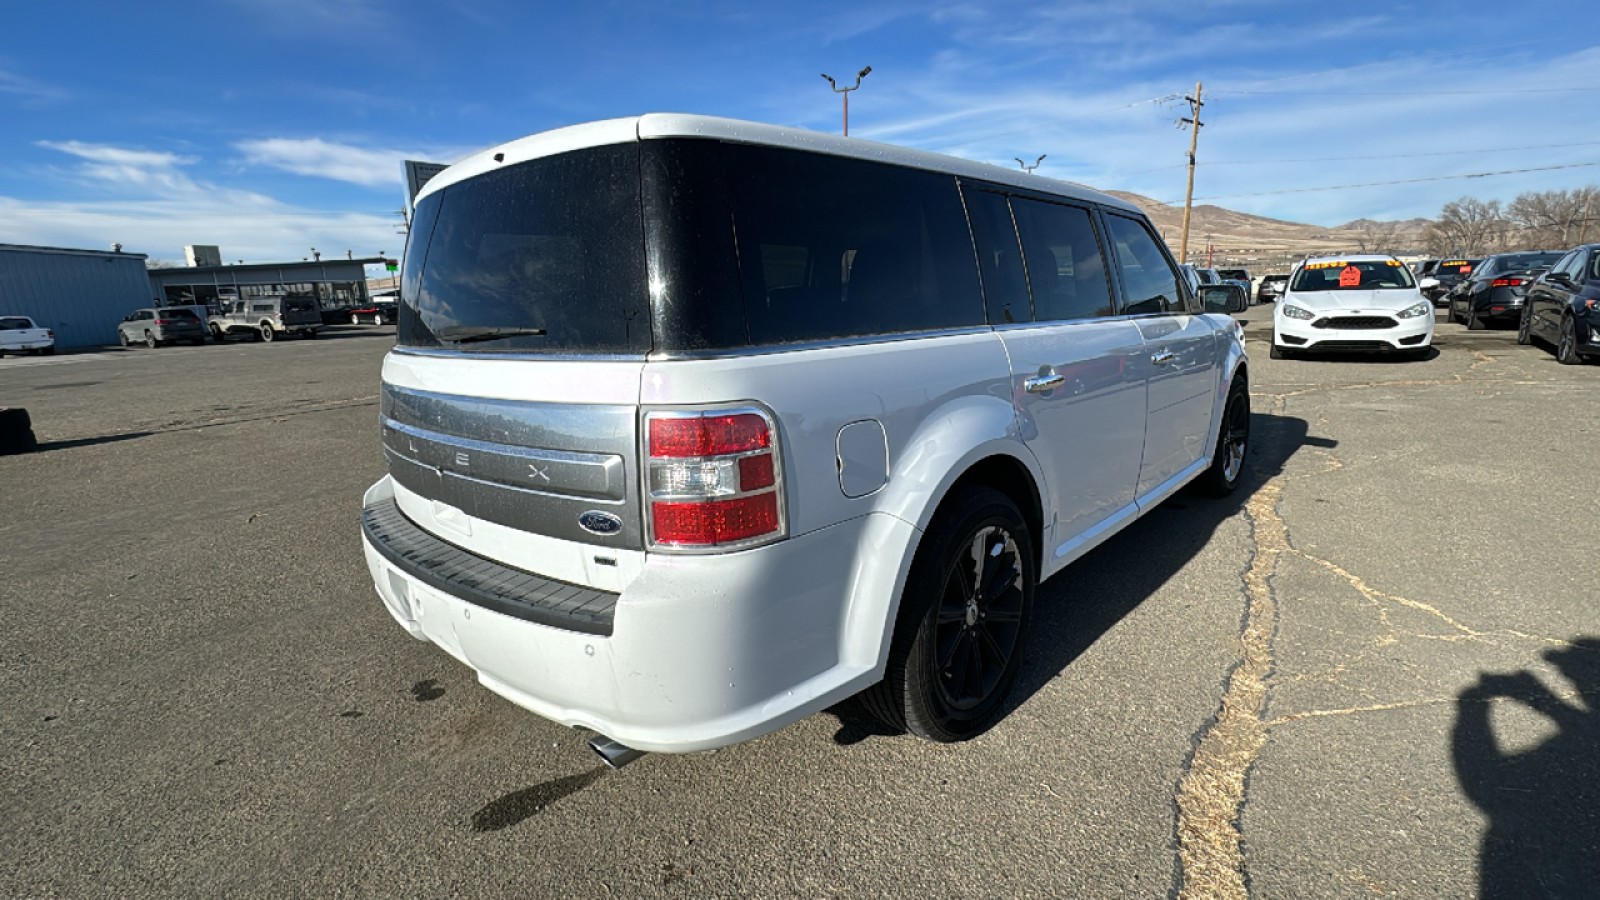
[235,137,469,188]
[13,141,405,262]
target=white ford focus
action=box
[1272,254,1434,359]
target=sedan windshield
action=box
[1291,260,1416,291]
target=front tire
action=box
[1517,306,1533,345]
[1466,305,1486,330]
[861,487,1035,743]
[1556,315,1583,365]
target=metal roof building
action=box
[0,244,154,349]
[147,257,388,316]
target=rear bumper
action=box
[360,475,893,752]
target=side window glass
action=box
[1588,251,1600,281]
[1010,198,1114,322]
[1547,251,1576,281]
[965,190,1031,324]
[1104,214,1184,315]
[723,145,985,344]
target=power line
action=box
[1212,87,1598,97]
[1161,161,1600,205]
[1118,140,1600,177]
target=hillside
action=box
[1106,192,1426,268]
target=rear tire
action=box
[1196,377,1249,496]
[144,331,158,349]
[259,323,275,342]
[861,487,1034,743]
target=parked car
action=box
[1255,273,1289,305]
[117,308,207,348]
[209,295,322,342]
[0,315,55,356]
[1447,251,1564,330]
[1519,242,1600,364]
[1271,255,1433,358]
[350,300,398,326]
[360,113,1250,764]
[1422,258,1480,304]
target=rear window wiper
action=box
[438,326,548,343]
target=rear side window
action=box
[1103,214,1185,314]
[645,140,984,348]
[399,144,650,354]
[1009,198,1114,322]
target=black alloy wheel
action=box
[862,486,1035,742]
[1197,378,1250,495]
[1556,315,1582,365]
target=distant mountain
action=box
[1105,192,1426,266]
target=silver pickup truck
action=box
[210,295,322,342]
[0,315,55,356]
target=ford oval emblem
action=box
[578,511,623,536]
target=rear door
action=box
[966,187,1147,565]
[1100,212,1222,501]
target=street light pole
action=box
[821,66,872,136]
[1015,155,1046,173]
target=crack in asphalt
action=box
[1176,353,1584,896]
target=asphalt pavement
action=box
[2,316,1595,897]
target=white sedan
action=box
[1272,255,1434,359]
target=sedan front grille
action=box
[1315,316,1397,330]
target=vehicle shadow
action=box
[1452,637,1600,897]
[826,409,1323,744]
[29,432,154,453]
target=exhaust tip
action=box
[588,736,645,770]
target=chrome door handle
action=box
[1151,350,1179,366]
[1024,373,1066,393]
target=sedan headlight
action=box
[1395,301,1431,319]
[1280,304,1315,321]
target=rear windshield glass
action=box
[160,309,200,321]
[1483,253,1562,274]
[1217,269,1248,280]
[399,144,649,354]
[284,297,318,312]
[0,317,33,330]
[1291,260,1416,291]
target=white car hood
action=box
[1285,289,1421,312]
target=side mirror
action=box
[1200,284,1248,314]
[1545,270,1572,286]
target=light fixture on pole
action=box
[821,66,872,136]
[1015,155,1046,173]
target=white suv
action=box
[1272,254,1434,359]
[359,115,1250,765]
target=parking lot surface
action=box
[3,317,1596,897]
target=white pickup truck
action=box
[0,316,55,356]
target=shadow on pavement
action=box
[825,409,1325,744]
[1452,637,1600,898]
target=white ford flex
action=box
[360,114,1250,765]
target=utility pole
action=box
[821,66,871,136]
[1015,154,1046,173]
[1178,81,1204,263]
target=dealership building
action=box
[1,242,390,349]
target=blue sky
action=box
[3,0,1598,271]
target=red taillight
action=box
[1491,278,1525,288]
[652,495,781,546]
[155,318,175,326]
[649,413,770,457]
[646,409,783,549]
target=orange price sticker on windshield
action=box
[1338,265,1362,287]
